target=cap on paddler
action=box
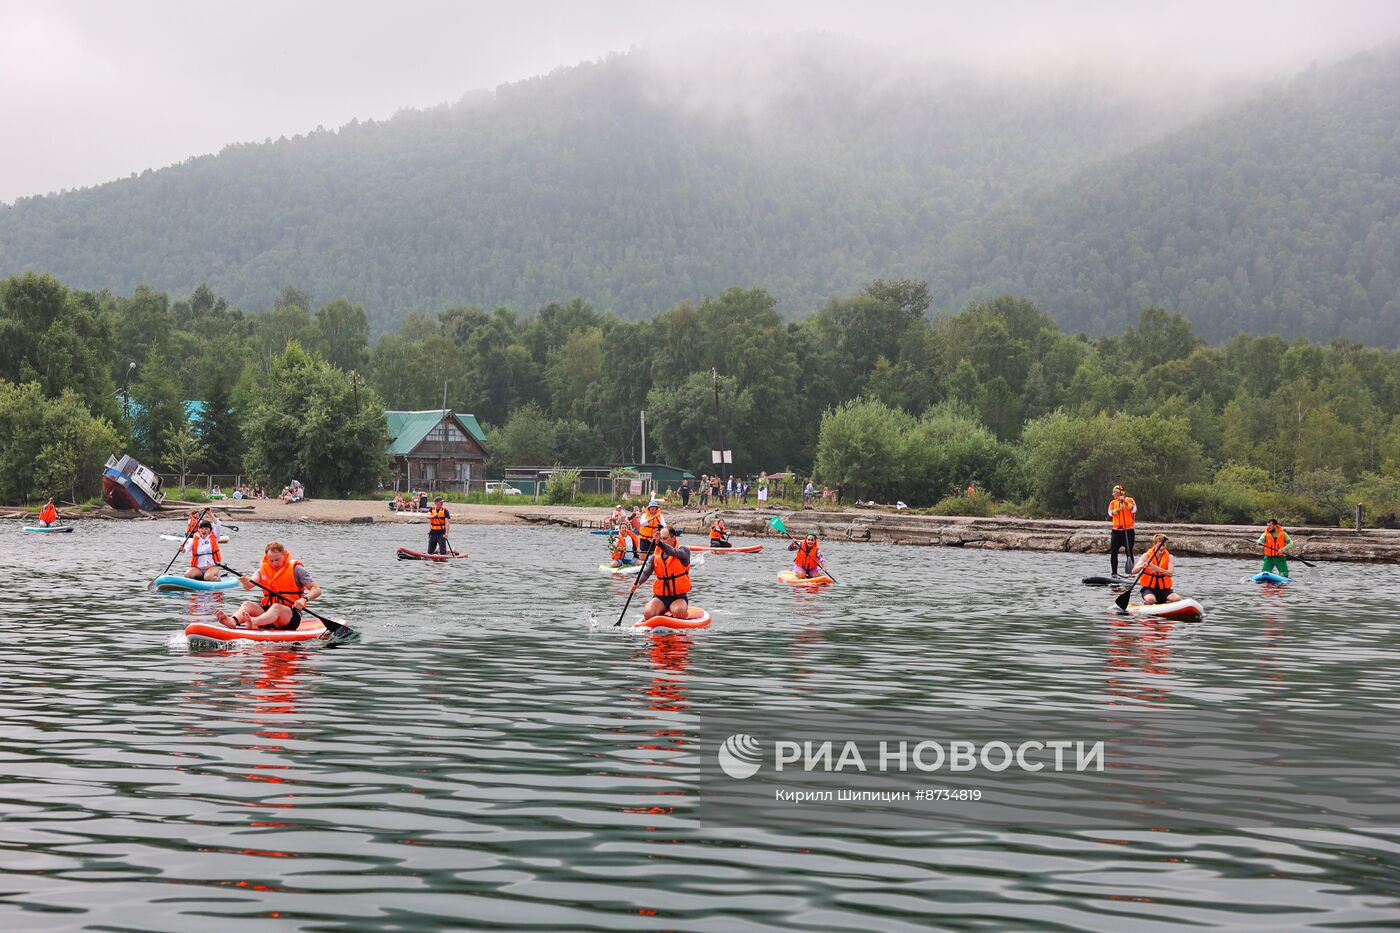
[648,498,659,507]
[434,495,443,502]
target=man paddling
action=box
[788,532,825,578]
[427,496,451,555]
[37,497,60,528]
[1108,484,1137,577]
[182,519,223,582]
[709,518,732,548]
[632,525,692,621]
[1131,533,1181,605]
[637,498,666,558]
[216,541,321,630]
[1258,519,1292,577]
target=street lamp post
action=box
[120,362,136,419]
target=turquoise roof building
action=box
[385,410,489,492]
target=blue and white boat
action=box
[102,454,166,511]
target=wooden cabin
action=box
[386,409,489,493]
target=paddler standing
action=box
[1258,518,1292,578]
[709,517,732,548]
[633,525,692,621]
[637,498,666,558]
[1108,484,1137,577]
[1131,533,1180,605]
[37,497,60,528]
[427,495,451,555]
[788,532,825,578]
[182,519,224,581]
[216,541,321,630]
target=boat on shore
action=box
[102,454,166,511]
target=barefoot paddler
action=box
[216,541,321,631]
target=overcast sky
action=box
[1,0,1397,204]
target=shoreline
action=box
[9,499,1397,563]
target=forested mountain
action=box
[0,37,1192,334]
[929,45,1400,343]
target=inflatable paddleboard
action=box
[632,607,712,631]
[160,533,229,543]
[1124,598,1204,621]
[1082,575,1126,586]
[154,574,238,592]
[600,561,642,575]
[184,618,330,645]
[396,547,467,561]
[778,570,836,586]
[689,544,764,553]
[22,525,73,533]
[1251,571,1292,584]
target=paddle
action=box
[216,562,355,639]
[442,534,466,559]
[149,506,210,589]
[613,554,652,627]
[1116,541,1164,611]
[767,515,840,584]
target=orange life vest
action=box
[639,510,663,541]
[652,547,691,597]
[710,519,727,543]
[1109,496,1136,530]
[429,505,448,532]
[186,514,200,533]
[39,503,58,524]
[611,526,638,560]
[1140,547,1172,590]
[258,553,305,610]
[189,532,221,568]
[794,539,821,572]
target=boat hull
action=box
[102,466,163,511]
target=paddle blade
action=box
[1114,587,1133,611]
[767,515,789,534]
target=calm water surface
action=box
[1,519,1397,930]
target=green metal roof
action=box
[386,410,487,456]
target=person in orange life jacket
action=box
[1108,484,1137,577]
[610,522,640,567]
[637,499,667,557]
[185,510,201,535]
[628,505,642,532]
[182,520,224,581]
[427,496,451,555]
[788,532,825,578]
[1258,518,1292,577]
[216,541,321,630]
[709,518,731,548]
[38,498,60,527]
[633,525,692,621]
[1131,533,1180,605]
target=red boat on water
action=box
[102,454,166,511]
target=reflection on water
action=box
[0,519,1397,929]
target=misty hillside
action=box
[927,45,1400,343]
[0,38,1187,333]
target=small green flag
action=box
[767,515,788,534]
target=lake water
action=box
[1,520,1397,930]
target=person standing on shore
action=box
[757,472,769,506]
[710,473,722,507]
[1108,484,1137,577]
[1258,519,1292,578]
[427,496,451,555]
[679,478,692,510]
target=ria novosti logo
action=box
[717,733,763,779]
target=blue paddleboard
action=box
[154,574,239,592]
[1251,571,1292,584]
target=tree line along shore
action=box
[4,271,1400,532]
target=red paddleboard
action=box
[688,544,764,553]
[633,607,712,630]
[396,547,467,561]
[185,619,329,644]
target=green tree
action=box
[812,398,916,503]
[242,342,389,496]
[0,382,120,503]
[130,350,187,467]
[645,372,755,475]
[163,421,208,489]
[314,297,371,374]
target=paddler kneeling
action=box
[38,497,60,527]
[632,525,691,621]
[183,519,223,581]
[216,541,321,630]
[610,522,640,567]
[708,518,731,548]
[788,532,824,578]
[1131,533,1181,605]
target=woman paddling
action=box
[182,519,224,582]
[37,498,60,528]
[788,533,825,578]
[709,518,732,548]
[1131,533,1181,606]
[632,526,692,621]
[216,541,321,630]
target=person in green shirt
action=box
[1258,518,1292,577]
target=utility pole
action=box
[120,362,136,419]
[442,378,449,412]
[712,368,728,483]
[640,410,647,464]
